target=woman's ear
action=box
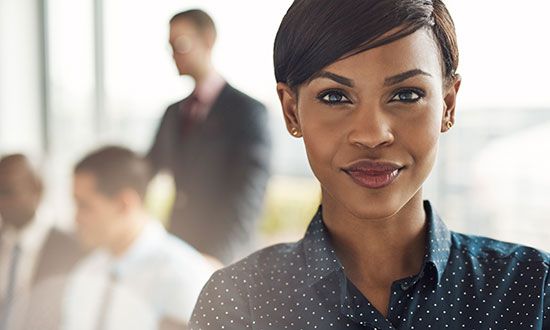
[277,82,302,137]
[441,74,462,132]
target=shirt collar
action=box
[302,201,452,287]
[422,200,452,284]
[0,205,52,252]
[110,220,166,278]
[303,206,344,287]
[192,71,226,106]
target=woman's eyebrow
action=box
[310,71,355,87]
[384,69,432,86]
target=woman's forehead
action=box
[315,29,443,84]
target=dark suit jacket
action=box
[32,229,84,286]
[148,84,272,264]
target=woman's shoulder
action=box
[190,241,308,329]
[212,240,305,281]
[450,231,550,265]
[196,239,313,299]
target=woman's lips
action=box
[343,161,402,189]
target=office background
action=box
[1,0,549,249]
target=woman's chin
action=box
[348,205,401,222]
[340,192,420,222]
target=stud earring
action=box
[446,121,453,130]
[290,127,301,137]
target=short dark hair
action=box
[0,154,33,175]
[274,0,458,90]
[170,9,217,38]
[74,146,151,200]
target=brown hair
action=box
[274,0,459,90]
[74,146,151,200]
[170,9,217,39]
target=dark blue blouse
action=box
[190,201,550,329]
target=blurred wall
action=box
[1,0,550,248]
[0,0,44,155]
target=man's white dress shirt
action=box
[61,220,214,330]
[0,207,52,299]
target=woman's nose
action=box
[346,104,394,149]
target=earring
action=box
[446,121,453,130]
[290,127,301,137]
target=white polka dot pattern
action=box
[190,201,550,329]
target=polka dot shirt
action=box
[190,201,550,329]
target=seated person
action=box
[61,146,214,330]
[0,154,83,330]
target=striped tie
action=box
[0,244,21,330]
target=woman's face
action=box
[278,28,460,220]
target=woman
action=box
[190,0,550,329]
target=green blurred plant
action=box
[145,173,320,240]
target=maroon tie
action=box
[181,94,201,133]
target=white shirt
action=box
[61,220,214,330]
[0,207,52,299]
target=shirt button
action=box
[401,283,409,290]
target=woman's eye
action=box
[319,91,350,104]
[391,89,424,102]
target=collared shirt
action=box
[0,207,52,298]
[62,220,215,330]
[180,71,226,127]
[190,201,550,329]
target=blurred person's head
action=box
[169,9,217,80]
[0,154,43,230]
[73,146,152,255]
[274,0,461,220]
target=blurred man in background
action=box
[148,9,272,264]
[62,146,214,330]
[0,154,83,330]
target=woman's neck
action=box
[321,193,427,317]
[322,193,427,287]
